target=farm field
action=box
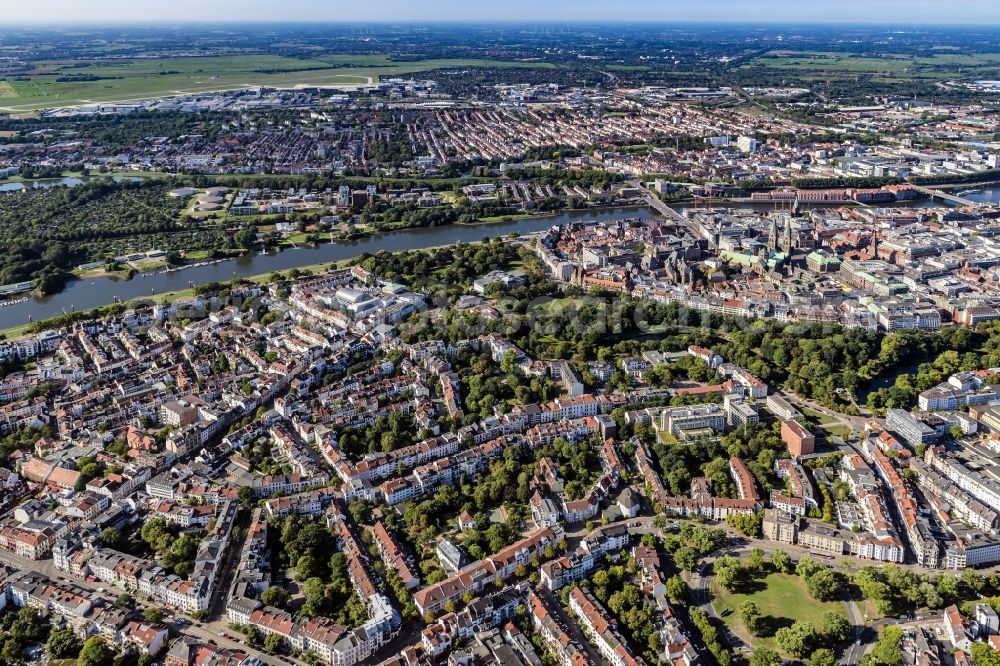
[0,54,553,111]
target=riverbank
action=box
[0,169,485,190]
[2,178,997,333]
[0,205,656,333]
[1,236,499,339]
[0,254,370,340]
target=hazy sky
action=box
[5,0,1000,24]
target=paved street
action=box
[840,586,871,666]
[780,390,870,439]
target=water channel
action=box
[3,183,1000,330]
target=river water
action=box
[958,187,1000,205]
[5,185,1000,331]
[0,206,652,330]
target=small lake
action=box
[0,175,144,192]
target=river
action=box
[6,185,1000,331]
[956,187,1000,205]
[0,206,653,330]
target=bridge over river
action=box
[911,185,978,206]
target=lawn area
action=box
[476,212,535,223]
[0,55,555,112]
[128,258,168,271]
[712,573,846,653]
[281,232,314,245]
[181,249,216,262]
[820,424,852,440]
[800,406,828,421]
[536,296,603,313]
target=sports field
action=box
[0,54,553,112]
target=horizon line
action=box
[4,19,1000,28]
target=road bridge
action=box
[911,185,977,206]
[633,181,686,221]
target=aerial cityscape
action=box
[7,4,1000,666]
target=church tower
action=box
[767,215,779,251]
[781,215,793,253]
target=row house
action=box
[526,417,601,448]
[0,522,59,559]
[774,459,818,510]
[151,501,216,528]
[413,528,558,616]
[251,472,330,498]
[371,520,421,590]
[325,432,461,485]
[527,590,593,666]
[166,636,259,666]
[568,587,643,666]
[631,545,698,666]
[540,524,630,591]
[263,487,338,519]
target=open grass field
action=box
[712,573,847,653]
[820,423,853,440]
[800,406,829,421]
[535,296,601,312]
[0,54,554,112]
[606,64,651,72]
[744,50,1000,83]
[751,51,916,74]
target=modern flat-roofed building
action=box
[765,394,802,421]
[886,409,938,447]
[662,403,726,438]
